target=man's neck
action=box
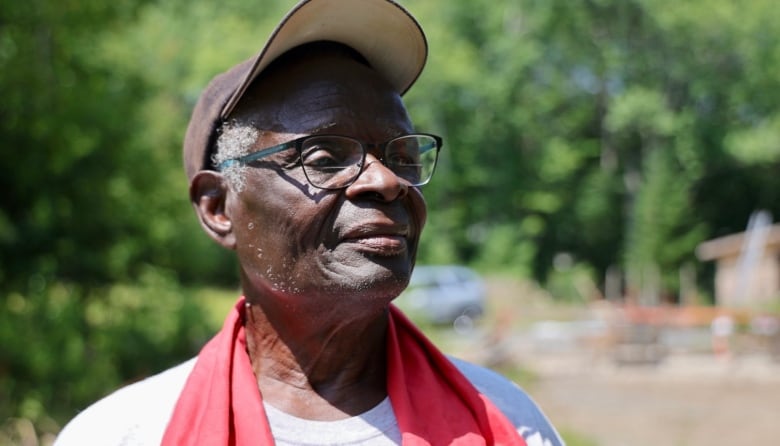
[243,299,390,420]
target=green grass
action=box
[558,428,600,446]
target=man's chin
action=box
[327,262,410,298]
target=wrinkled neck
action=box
[242,297,390,420]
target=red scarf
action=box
[162,298,527,445]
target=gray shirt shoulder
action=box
[451,357,565,446]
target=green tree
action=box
[410,0,780,300]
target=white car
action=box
[397,265,486,330]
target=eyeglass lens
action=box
[299,135,438,189]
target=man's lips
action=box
[341,223,410,255]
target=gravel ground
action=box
[525,353,780,446]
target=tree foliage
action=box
[409,0,780,295]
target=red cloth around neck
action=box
[162,298,527,446]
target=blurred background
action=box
[2,0,780,444]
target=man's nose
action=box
[344,154,407,201]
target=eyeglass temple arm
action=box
[216,142,292,170]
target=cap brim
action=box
[220,0,427,119]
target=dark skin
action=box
[189,51,427,421]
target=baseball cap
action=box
[183,0,428,181]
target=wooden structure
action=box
[696,224,780,308]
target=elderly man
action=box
[55,0,563,444]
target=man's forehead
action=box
[235,57,411,137]
[277,80,358,124]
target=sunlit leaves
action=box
[725,115,780,164]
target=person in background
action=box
[55,0,564,444]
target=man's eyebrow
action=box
[308,123,337,134]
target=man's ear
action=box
[189,171,236,250]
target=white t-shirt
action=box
[264,397,400,445]
[54,357,564,446]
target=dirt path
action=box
[525,354,780,446]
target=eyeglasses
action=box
[216,133,442,190]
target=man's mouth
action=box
[342,223,410,256]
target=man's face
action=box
[225,51,427,313]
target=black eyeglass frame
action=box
[216,133,443,190]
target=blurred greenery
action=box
[557,429,599,446]
[3,0,780,440]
